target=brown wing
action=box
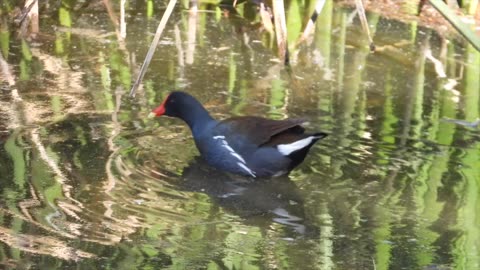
[216,116,306,146]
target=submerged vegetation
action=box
[0,0,479,269]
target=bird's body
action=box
[151,91,327,178]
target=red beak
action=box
[150,94,170,117]
[152,104,165,116]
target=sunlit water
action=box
[0,1,479,269]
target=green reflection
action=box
[0,1,478,270]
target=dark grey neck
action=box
[178,101,215,136]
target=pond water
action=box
[0,1,479,269]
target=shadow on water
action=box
[168,157,317,236]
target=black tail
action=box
[287,132,327,170]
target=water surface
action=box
[0,1,479,269]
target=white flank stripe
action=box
[213,135,256,177]
[237,162,256,177]
[221,143,246,163]
[277,136,317,156]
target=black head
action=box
[151,91,201,119]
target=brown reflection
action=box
[0,52,16,87]
[103,0,129,53]
[31,128,84,208]
[15,0,39,38]
[120,0,127,39]
[0,227,94,261]
[2,31,101,252]
[1,20,141,251]
[104,88,124,193]
[0,51,23,129]
[186,2,198,65]
[174,24,185,75]
[0,208,76,239]
[18,184,41,221]
[30,48,90,116]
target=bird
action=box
[149,91,327,178]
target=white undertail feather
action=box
[277,135,319,156]
[213,135,256,177]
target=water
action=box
[0,1,479,269]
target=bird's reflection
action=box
[170,157,317,236]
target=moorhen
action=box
[149,91,327,178]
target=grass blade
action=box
[355,0,375,51]
[429,0,480,52]
[272,0,289,65]
[129,0,177,97]
[297,0,326,45]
